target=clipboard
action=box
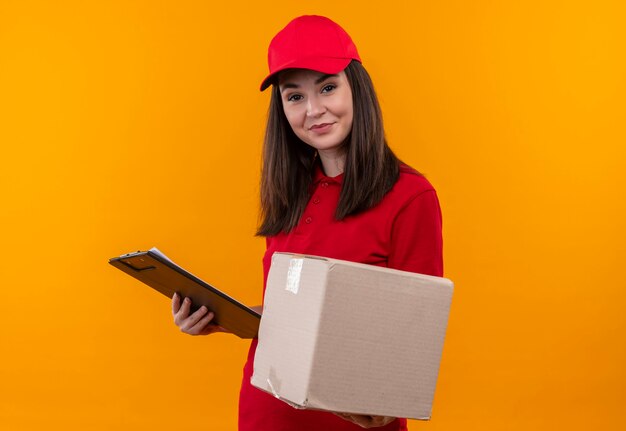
[109,248,260,339]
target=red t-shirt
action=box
[239,163,443,431]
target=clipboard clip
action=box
[119,257,156,272]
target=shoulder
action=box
[370,162,438,217]
[392,163,437,200]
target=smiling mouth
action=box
[309,123,334,130]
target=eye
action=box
[321,84,336,93]
[286,93,303,102]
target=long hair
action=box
[257,60,401,236]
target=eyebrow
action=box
[280,74,339,93]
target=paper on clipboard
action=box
[148,247,173,263]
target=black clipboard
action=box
[109,248,260,339]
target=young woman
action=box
[172,15,443,430]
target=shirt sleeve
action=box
[388,189,443,277]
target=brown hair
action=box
[257,61,402,236]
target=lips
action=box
[309,122,335,131]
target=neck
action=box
[318,149,346,177]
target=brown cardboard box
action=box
[251,252,454,420]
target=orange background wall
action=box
[1,1,624,430]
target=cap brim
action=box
[259,57,353,91]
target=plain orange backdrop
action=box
[1,1,625,430]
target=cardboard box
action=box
[251,252,454,420]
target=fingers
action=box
[334,413,395,428]
[368,416,395,427]
[180,308,209,333]
[335,413,366,427]
[172,292,181,315]
[185,308,215,334]
[180,296,191,318]
[174,297,218,335]
[173,296,192,326]
[347,414,371,428]
[180,304,208,330]
[172,295,223,336]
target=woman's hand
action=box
[171,292,229,336]
[335,413,396,428]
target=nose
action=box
[306,95,326,118]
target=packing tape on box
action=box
[285,258,303,294]
[267,378,307,410]
[266,378,280,398]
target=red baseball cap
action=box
[259,15,361,91]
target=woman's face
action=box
[278,69,353,155]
